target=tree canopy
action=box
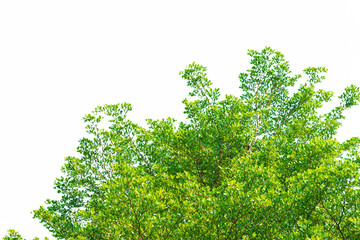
[8,47,360,239]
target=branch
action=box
[96,132,114,180]
[338,194,347,226]
[194,116,205,184]
[247,73,277,154]
[200,82,213,106]
[274,100,303,135]
[176,145,205,186]
[238,206,271,239]
[247,99,272,154]
[306,196,322,220]
[127,185,147,240]
[321,201,346,240]
[225,199,248,240]
[124,124,155,177]
[164,215,183,240]
[214,113,232,186]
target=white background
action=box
[0,1,359,239]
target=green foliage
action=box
[2,229,48,240]
[2,230,24,240]
[30,47,360,239]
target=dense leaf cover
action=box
[30,47,360,239]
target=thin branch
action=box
[198,78,214,108]
[321,201,346,240]
[306,196,321,220]
[127,186,147,240]
[246,71,277,154]
[247,99,272,154]
[274,100,303,136]
[176,145,205,185]
[164,215,183,240]
[225,199,248,240]
[193,115,205,184]
[96,132,114,180]
[237,207,271,239]
[338,194,347,226]
[214,112,232,186]
[125,127,155,177]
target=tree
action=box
[31,47,360,239]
